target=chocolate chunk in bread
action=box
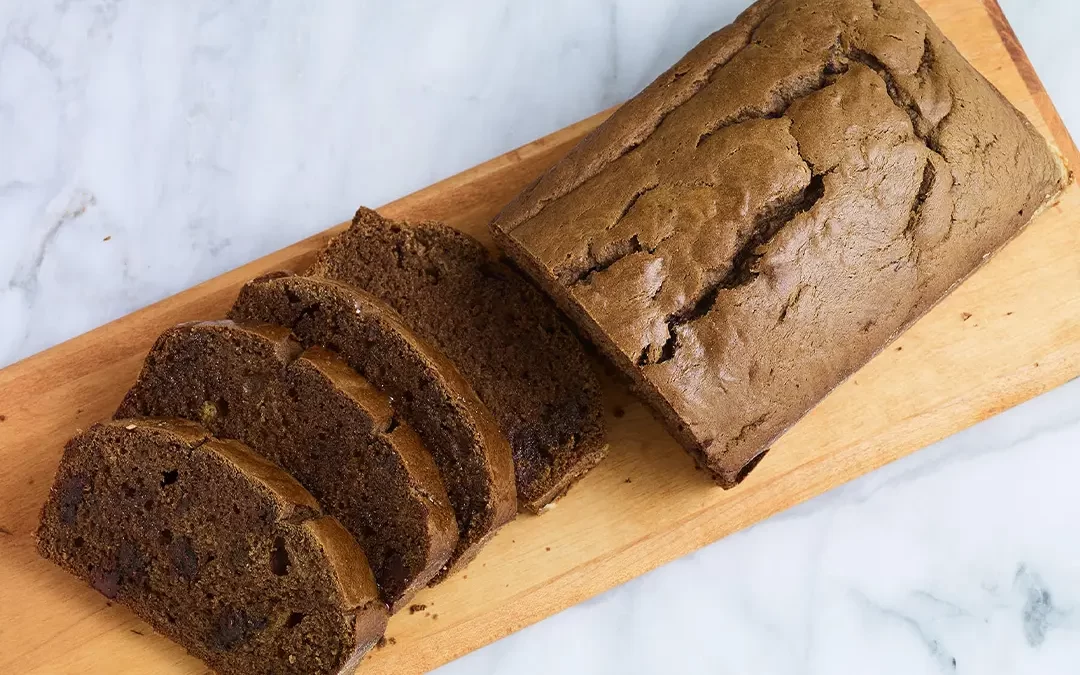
[491,0,1069,486]
[116,320,458,610]
[36,419,387,675]
[230,273,516,574]
[309,208,607,512]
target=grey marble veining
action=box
[1,1,1078,673]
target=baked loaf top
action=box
[36,419,387,675]
[116,320,458,610]
[310,207,607,512]
[230,273,517,574]
[491,0,1067,485]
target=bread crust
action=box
[491,0,1068,485]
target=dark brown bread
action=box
[491,0,1069,486]
[36,418,387,675]
[115,320,458,610]
[230,273,516,575]
[309,208,607,512]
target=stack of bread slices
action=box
[36,207,606,675]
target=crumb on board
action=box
[389,637,396,645]
[961,312,973,321]
[895,346,902,351]
[130,629,144,636]
[0,414,6,422]
[103,235,112,242]
[624,478,632,484]
[431,614,438,620]
[408,604,426,615]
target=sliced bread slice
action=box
[310,207,607,511]
[36,418,387,675]
[115,320,458,610]
[230,273,516,575]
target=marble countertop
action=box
[2,1,1077,673]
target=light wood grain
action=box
[0,1,1077,673]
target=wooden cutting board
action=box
[1,1,1077,672]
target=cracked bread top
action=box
[491,0,1068,486]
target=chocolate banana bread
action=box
[230,273,516,574]
[37,419,387,675]
[116,320,458,610]
[491,0,1068,486]
[309,208,607,512]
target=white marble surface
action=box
[1,0,1077,673]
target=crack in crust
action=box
[514,2,782,228]
[570,235,643,286]
[566,50,850,296]
[607,183,659,232]
[907,160,937,237]
[694,38,848,148]
[572,31,962,365]
[846,36,956,275]
[848,37,952,158]
[646,172,827,365]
